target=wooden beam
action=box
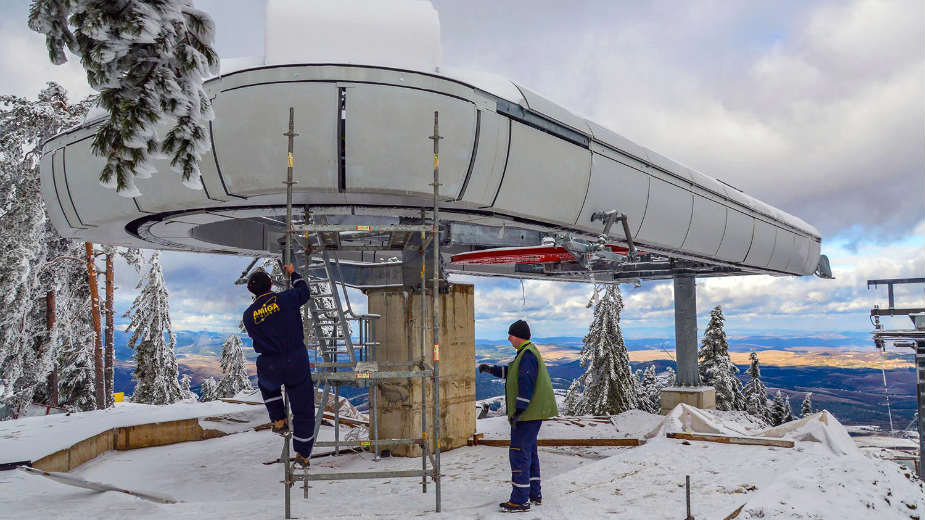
[470,437,642,447]
[667,432,794,448]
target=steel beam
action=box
[674,275,700,386]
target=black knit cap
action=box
[508,319,530,340]
[246,271,272,296]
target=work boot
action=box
[530,496,542,506]
[271,419,289,435]
[499,501,530,513]
[294,453,311,468]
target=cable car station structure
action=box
[37,1,829,516]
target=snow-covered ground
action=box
[1,403,922,519]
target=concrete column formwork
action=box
[366,284,476,457]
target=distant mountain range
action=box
[112,330,915,429]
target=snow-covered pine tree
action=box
[51,239,98,412]
[743,351,770,423]
[563,284,638,415]
[0,83,93,414]
[179,373,196,400]
[782,393,793,423]
[768,390,785,426]
[216,334,253,398]
[124,252,182,404]
[199,377,218,402]
[28,0,219,196]
[698,306,745,411]
[800,392,814,416]
[634,365,660,414]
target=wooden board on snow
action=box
[667,432,794,448]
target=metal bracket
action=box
[591,210,638,262]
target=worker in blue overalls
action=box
[479,320,559,512]
[243,264,315,467]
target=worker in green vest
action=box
[479,319,558,512]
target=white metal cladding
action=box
[61,136,139,227]
[744,219,777,268]
[491,121,592,226]
[38,63,822,277]
[515,84,592,134]
[635,177,694,250]
[49,150,83,229]
[211,82,339,196]
[576,148,649,237]
[345,84,475,197]
[683,195,727,256]
[767,229,797,272]
[715,209,754,263]
[459,110,510,206]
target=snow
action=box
[1,402,922,519]
[0,399,258,463]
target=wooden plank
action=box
[667,432,794,448]
[472,437,642,447]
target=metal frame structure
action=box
[868,277,925,481]
[272,110,444,518]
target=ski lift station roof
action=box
[39,0,824,284]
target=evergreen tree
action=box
[29,0,219,196]
[800,392,815,417]
[52,240,97,412]
[179,374,196,400]
[743,352,770,423]
[0,83,93,414]
[199,377,218,402]
[768,390,784,426]
[216,334,253,398]
[634,365,660,414]
[564,284,638,415]
[782,393,793,423]
[124,252,182,404]
[698,306,745,411]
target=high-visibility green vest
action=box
[505,341,559,421]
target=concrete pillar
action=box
[673,275,700,387]
[365,284,476,457]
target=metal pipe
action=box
[420,208,427,493]
[430,110,442,512]
[281,107,297,519]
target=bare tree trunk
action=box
[45,290,58,407]
[105,254,114,407]
[85,242,104,409]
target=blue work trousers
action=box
[258,354,316,457]
[509,419,542,505]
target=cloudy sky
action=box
[1,1,922,341]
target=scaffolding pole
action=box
[281,106,298,519]
[429,110,443,512]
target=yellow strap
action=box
[288,152,293,168]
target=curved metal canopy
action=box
[39,2,823,286]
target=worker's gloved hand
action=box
[509,411,523,429]
[478,364,490,373]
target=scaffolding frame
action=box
[275,109,445,518]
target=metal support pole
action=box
[429,110,442,512]
[916,341,925,481]
[420,210,428,492]
[282,107,298,519]
[673,275,700,386]
[685,475,694,520]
